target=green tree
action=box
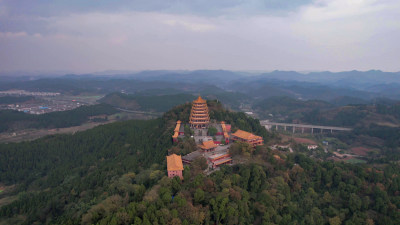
[210,196,229,224]
[194,188,205,204]
[329,216,341,225]
[208,126,218,136]
[349,193,361,213]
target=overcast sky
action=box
[1,0,399,73]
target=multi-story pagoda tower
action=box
[189,96,210,129]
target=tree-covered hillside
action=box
[0,104,117,132]
[100,93,196,112]
[87,150,400,225]
[0,101,399,225]
[256,96,400,128]
[0,117,173,224]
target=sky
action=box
[0,0,399,73]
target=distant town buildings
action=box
[0,89,60,96]
[189,96,210,129]
[0,89,91,114]
[166,154,184,179]
[231,129,264,147]
[307,145,318,150]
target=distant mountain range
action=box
[1,70,400,103]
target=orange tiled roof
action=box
[209,153,230,160]
[172,120,181,139]
[214,158,232,166]
[193,96,207,103]
[231,129,262,141]
[221,122,230,138]
[174,120,181,132]
[167,154,184,171]
[199,140,218,150]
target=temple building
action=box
[189,96,210,129]
[208,153,232,169]
[220,121,231,144]
[172,120,183,143]
[199,140,218,152]
[167,154,184,179]
[231,129,264,147]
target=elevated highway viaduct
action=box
[260,121,352,134]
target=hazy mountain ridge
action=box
[1,70,400,103]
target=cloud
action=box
[0,0,313,18]
[163,19,216,32]
[300,0,387,21]
[0,31,27,38]
[0,0,399,72]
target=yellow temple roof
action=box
[221,122,230,138]
[174,120,181,132]
[193,96,207,103]
[167,154,184,171]
[199,140,218,150]
[172,120,181,139]
[231,129,262,141]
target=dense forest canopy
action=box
[255,96,400,128]
[100,93,196,112]
[0,101,399,224]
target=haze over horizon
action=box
[1,0,400,73]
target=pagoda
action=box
[189,96,210,129]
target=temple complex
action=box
[199,140,218,152]
[231,129,264,147]
[189,96,210,129]
[166,154,184,179]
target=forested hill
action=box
[0,101,271,224]
[0,104,117,133]
[99,93,196,112]
[1,101,399,224]
[255,96,400,128]
[0,117,173,224]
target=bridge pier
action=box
[301,128,304,133]
[284,126,287,131]
[311,128,314,134]
[292,126,295,133]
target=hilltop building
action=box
[231,129,264,147]
[172,120,184,143]
[199,140,218,152]
[208,153,232,169]
[167,154,184,179]
[189,96,210,129]
[220,121,231,144]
